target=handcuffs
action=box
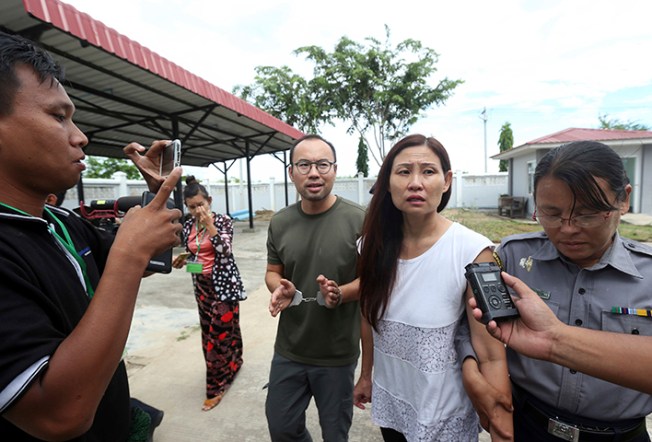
[289,289,342,308]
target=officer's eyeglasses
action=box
[532,210,615,229]
[293,160,335,175]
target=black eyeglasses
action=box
[532,209,615,229]
[292,160,335,175]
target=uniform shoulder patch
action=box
[500,230,547,247]
[622,238,652,257]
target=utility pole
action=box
[480,107,488,173]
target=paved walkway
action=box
[126,220,652,441]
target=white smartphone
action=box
[160,139,181,177]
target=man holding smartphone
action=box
[0,31,182,441]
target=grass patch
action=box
[442,208,652,243]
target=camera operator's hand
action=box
[111,168,183,267]
[123,140,170,193]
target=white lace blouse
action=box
[371,222,492,442]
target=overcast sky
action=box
[64,0,652,181]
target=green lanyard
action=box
[194,221,207,255]
[0,202,94,298]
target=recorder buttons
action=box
[489,295,502,309]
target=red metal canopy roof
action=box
[0,0,304,168]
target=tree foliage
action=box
[598,114,650,131]
[84,156,140,179]
[497,122,513,173]
[234,25,462,166]
[234,66,324,134]
[356,136,369,177]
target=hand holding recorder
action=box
[469,271,564,360]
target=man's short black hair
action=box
[289,134,337,164]
[0,31,64,116]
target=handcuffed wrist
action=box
[317,288,342,308]
[335,288,343,307]
[289,289,303,307]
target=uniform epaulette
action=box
[499,230,547,248]
[621,237,652,257]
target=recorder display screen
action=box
[481,272,498,282]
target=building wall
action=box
[642,144,652,214]
[503,143,651,215]
[510,154,536,216]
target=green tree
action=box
[84,156,140,179]
[234,66,323,134]
[497,122,513,173]
[234,25,462,166]
[356,136,369,177]
[598,114,650,131]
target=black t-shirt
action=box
[0,205,130,441]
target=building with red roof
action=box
[492,128,652,215]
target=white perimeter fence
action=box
[62,172,509,217]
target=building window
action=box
[527,161,536,194]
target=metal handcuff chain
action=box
[290,289,342,307]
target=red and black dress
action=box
[182,213,246,400]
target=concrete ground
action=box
[125,219,652,442]
[125,220,391,442]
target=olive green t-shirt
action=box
[267,196,365,366]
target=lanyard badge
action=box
[186,221,206,274]
[186,262,203,274]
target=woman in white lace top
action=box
[353,134,513,442]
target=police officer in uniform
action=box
[464,140,652,441]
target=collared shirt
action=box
[0,204,130,440]
[498,230,652,421]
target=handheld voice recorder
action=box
[464,262,519,324]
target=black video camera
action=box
[464,262,519,324]
[78,191,174,273]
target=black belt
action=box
[521,400,647,441]
[512,383,647,442]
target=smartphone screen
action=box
[160,139,181,177]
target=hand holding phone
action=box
[173,251,191,269]
[123,139,182,193]
[177,251,191,260]
[160,139,181,178]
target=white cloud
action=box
[64,0,652,179]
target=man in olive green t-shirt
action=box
[265,134,365,442]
